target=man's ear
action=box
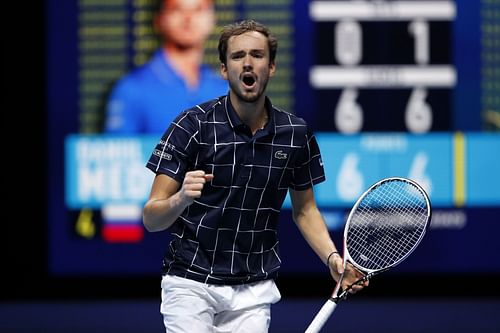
[220,63,228,80]
[269,61,276,77]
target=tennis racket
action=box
[305,177,431,333]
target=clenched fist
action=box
[179,170,214,205]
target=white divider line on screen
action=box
[310,65,457,88]
[309,1,456,21]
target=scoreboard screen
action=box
[308,1,455,133]
[48,0,500,276]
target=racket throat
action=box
[328,296,342,303]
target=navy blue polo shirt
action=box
[146,95,325,285]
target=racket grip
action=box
[304,299,337,333]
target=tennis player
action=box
[143,19,367,332]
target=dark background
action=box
[7,1,499,302]
[4,3,499,333]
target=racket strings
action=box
[346,180,429,271]
[349,212,425,268]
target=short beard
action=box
[229,79,269,104]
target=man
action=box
[105,0,227,134]
[144,20,367,332]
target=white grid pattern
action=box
[147,96,325,284]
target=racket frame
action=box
[342,177,431,280]
[305,177,431,333]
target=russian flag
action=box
[101,204,144,243]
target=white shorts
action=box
[160,274,282,333]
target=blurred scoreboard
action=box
[315,132,500,207]
[307,0,456,133]
[50,0,500,275]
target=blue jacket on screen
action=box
[105,49,228,134]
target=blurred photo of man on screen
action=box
[105,0,228,135]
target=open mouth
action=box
[242,74,256,87]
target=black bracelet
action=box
[326,251,340,266]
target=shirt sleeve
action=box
[145,110,199,183]
[290,127,326,191]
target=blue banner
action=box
[66,133,500,209]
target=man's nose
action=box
[243,55,253,70]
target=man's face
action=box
[221,31,276,103]
[156,0,215,48]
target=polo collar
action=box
[223,95,276,135]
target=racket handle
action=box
[304,299,337,333]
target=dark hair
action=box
[218,19,278,65]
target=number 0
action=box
[335,20,362,65]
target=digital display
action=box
[76,0,295,133]
[309,0,455,133]
[67,133,500,209]
[48,0,500,276]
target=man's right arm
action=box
[143,171,213,232]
